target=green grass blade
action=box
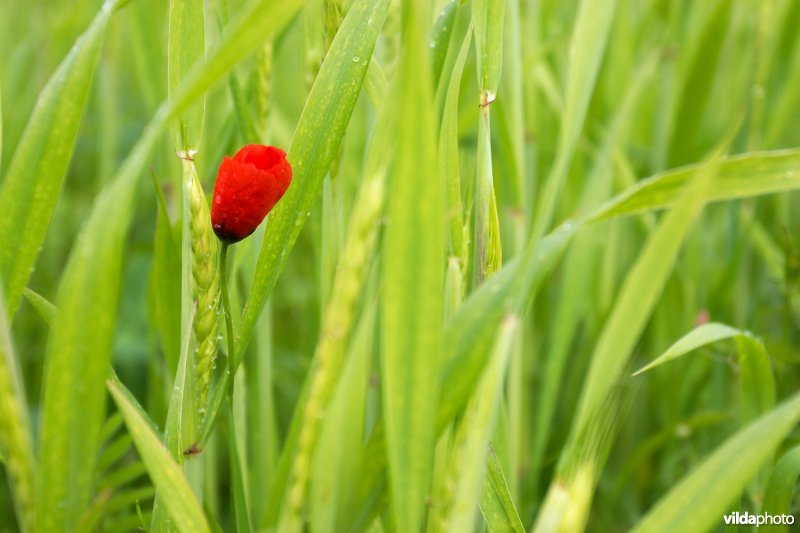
[168,0,205,153]
[108,379,210,533]
[632,392,800,533]
[493,0,526,212]
[530,0,616,241]
[735,335,776,423]
[431,0,458,87]
[225,401,252,533]
[22,288,57,328]
[0,285,35,531]
[472,0,505,98]
[0,1,112,319]
[632,322,742,376]
[440,25,472,260]
[107,370,161,434]
[236,0,391,366]
[0,85,3,170]
[479,451,525,533]
[150,301,198,531]
[472,0,503,285]
[564,138,730,480]
[311,301,375,533]
[150,177,182,372]
[441,222,580,428]
[740,209,783,282]
[442,315,517,532]
[473,93,498,285]
[164,302,197,464]
[590,149,800,221]
[36,162,143,532]
[381,2,442,530]
[633,322,776,423]
[245,300,278,526]
[166,0,306,126]
[765,36,800,148]
[762,446,800,532]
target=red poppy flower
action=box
[211,144,293,243]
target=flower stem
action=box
[219,243,236,368]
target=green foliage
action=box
[632,392,800,533]
[2,0,800,531]
[108,378,210,532]
[0,0,113,320]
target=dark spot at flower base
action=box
[213,223,248,244]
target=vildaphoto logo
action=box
[723,511,795,527]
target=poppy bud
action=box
[210,144,293,243]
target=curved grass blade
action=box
[236,0,392,366]
[589,149,800,222]
[632,322,776,423]
[108,379,210,533]
[632,322,742,375]
[632,392,800,533]
[0,0,113,319]
[166,0,306,123]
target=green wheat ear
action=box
[184,159,220,414]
